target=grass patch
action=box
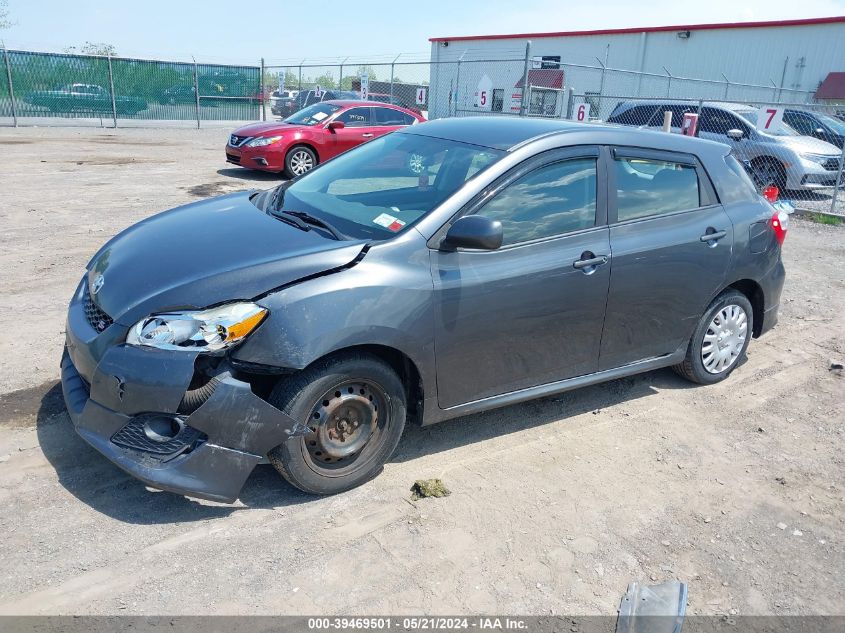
[803,212,844,226]
[411,479,451,500]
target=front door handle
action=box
[573,254,609,270]
[700,229,728,242]
[362,133,374,138]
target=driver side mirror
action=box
[814,127,826,137]
[441,215,503,251]
[726,128,745,141]
[327,120,345,131]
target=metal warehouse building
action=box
[427,16,845,120]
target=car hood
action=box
[86,191,367,326]
[232,121,314,137]
[773,134,841,155]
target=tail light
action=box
[763,185,779,203]
[771,209,789,245]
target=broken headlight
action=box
[126,302,267,352]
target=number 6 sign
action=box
[756,106,784,132]
[571,103,591,122]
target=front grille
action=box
[83,285,113,333]
[226,152,240,164]
[822,158,840,172]
[229,134,250,147]
[111,415,206,458]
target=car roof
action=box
[400,116,731,155]
[614,99,755,113]
[322,99,410,109]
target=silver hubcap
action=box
[701,304,748,374]
[290,150,313,175]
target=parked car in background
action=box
[783,108,845,149]
[271,89,359,117]
[158,85,196,105]
[269,89,299,110]
[607,100,843,190]
[227,100,424,177]
[63,118,787,501]
[26,83,147,115]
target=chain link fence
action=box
[2,45,843,214]
[0,48,260,126]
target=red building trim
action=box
[816,72,845,99]
[429,15,845,43]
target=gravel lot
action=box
[0,126,843,616]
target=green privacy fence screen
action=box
[0,48,260,123]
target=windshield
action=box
[273,132,503,240]
[736,110,798,136]
[815,112,845,135]
[284,102,342,126]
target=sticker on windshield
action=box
[312,111,329,121]
[373,213,406,232]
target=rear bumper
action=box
[62,292,305,502]
[758,255,786,338]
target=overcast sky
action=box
[2,0,844,63]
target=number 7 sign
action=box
[756,106,784,132]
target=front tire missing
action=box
[267,353,406,495]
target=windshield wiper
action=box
[269,209,345,240]
[284,210,345,240]
[269,209,310,232]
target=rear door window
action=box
[613,155,701,221]
[374,107,415,126]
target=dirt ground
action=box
[0,126,843,616]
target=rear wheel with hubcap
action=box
[267,353,406,495]
[674,289,753,385]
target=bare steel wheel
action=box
[303,380,388,474]
[284,146,316,178]
[267,353,407,495]
[674,289,753,385]
[701,304,748,374]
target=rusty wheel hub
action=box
[305,382,383,465]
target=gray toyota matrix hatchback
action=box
[62,118,787,501]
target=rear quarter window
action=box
[720,155,760,203]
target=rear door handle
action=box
[362,133,374,138]
[700,229,728,242]
[573,255,609,270]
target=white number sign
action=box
[415,87,427,105]
[571,102,591,122]
[359,75,369,100]
[756,106,784,132]
[475,74,493,111]
[314,85,323,99]
[278,71,285,95]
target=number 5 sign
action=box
[474,74,492,111]
[757,106,784,132]
[571,102,591,122]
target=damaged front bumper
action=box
[61,297,305,503]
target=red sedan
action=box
[226,100,425,178]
